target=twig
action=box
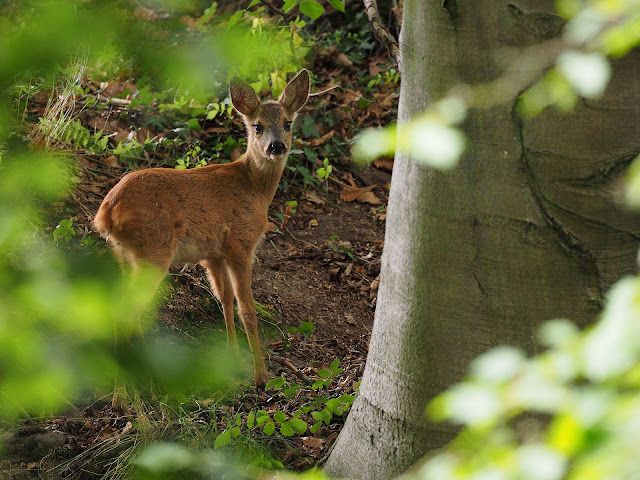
[363,0,401,69]
[273,355,314,386]
[96,95,132,107]
[261,0,285,16]
[309,84,341,97]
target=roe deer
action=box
[93,70,310,387]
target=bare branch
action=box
[363,0,401,69]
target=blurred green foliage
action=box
[0,152,242,422]
[417,275,640,480]
[0,0,303,426]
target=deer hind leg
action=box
[202,259,239,350]
[227,259,268,387]
[113,236,174,337]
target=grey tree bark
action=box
[325,1,640,479]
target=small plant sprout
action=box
[175,146,206,169]
[316,157,333,192]
[52,218,76,244]
[280,200,298,230]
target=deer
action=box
[93,70,310,387]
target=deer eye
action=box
[253,124,264,134]
[283,121,292,132]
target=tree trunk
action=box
[325,1,640,479]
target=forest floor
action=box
[1,6,399,478]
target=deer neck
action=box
[242,145,287,204]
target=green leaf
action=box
[263,421,275,435]
[312,379,325,390]
[326,398,341,413]
[310,422,321,433]
[299,0,324,19]
[557,51,611,98]
[311,411,323,421]
[470,346,525,383]
[188,118,201,131]
[266,375,285,390]
[280,422,294,437]
[301,116,319,138]
[226,10,244,30]
[326,0,345,12]
[339,394,355,404]
[297,321,315,335]
[247,411,255,429]
[330,358,340,372]
[283,0,300,14]
[321,408,332,424]
[214,430,232,449]
[288,417,308,433]
[274,411,287,423]
[236,413,242,426]
[136,443,194,473]
[231,426,241,438]
[283,388,298,397]
[537,319,579,348]
[318,369,331,379]
[257,414,270,426]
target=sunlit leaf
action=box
[137,442,194,472]
[405,120,465,170]
[583,277,640,382]
[625,154,640,208]
[327,0,345,13]
[557,50,611,98]
[537,319,579,348]
[445,384,502,425]
[564,7,606,45]
[299,0,324,19]
[517,444,567,480]
[470,346,525,383]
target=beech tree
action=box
[325,1,640,479]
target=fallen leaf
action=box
[105,155,118,168]
[136,127,157,144]
[358,190,381,205]
[203,126,228,134]
[101,81,137,99]
[369,62,384,76]
[305,192,326,204]
[340,182,376,203]
[309,129,335,147]
[121,421,133,434]
[340,185,362,202]
[374,157,394,172]
[302,436,326,452]
[309,219,318,227]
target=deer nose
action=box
[267,141,287,155]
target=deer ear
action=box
[230,77,261,117]
[278,69,309,115]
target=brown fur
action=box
[93,70,310,386]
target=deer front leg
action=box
[202,259,239,350]
[228,260,269,387]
